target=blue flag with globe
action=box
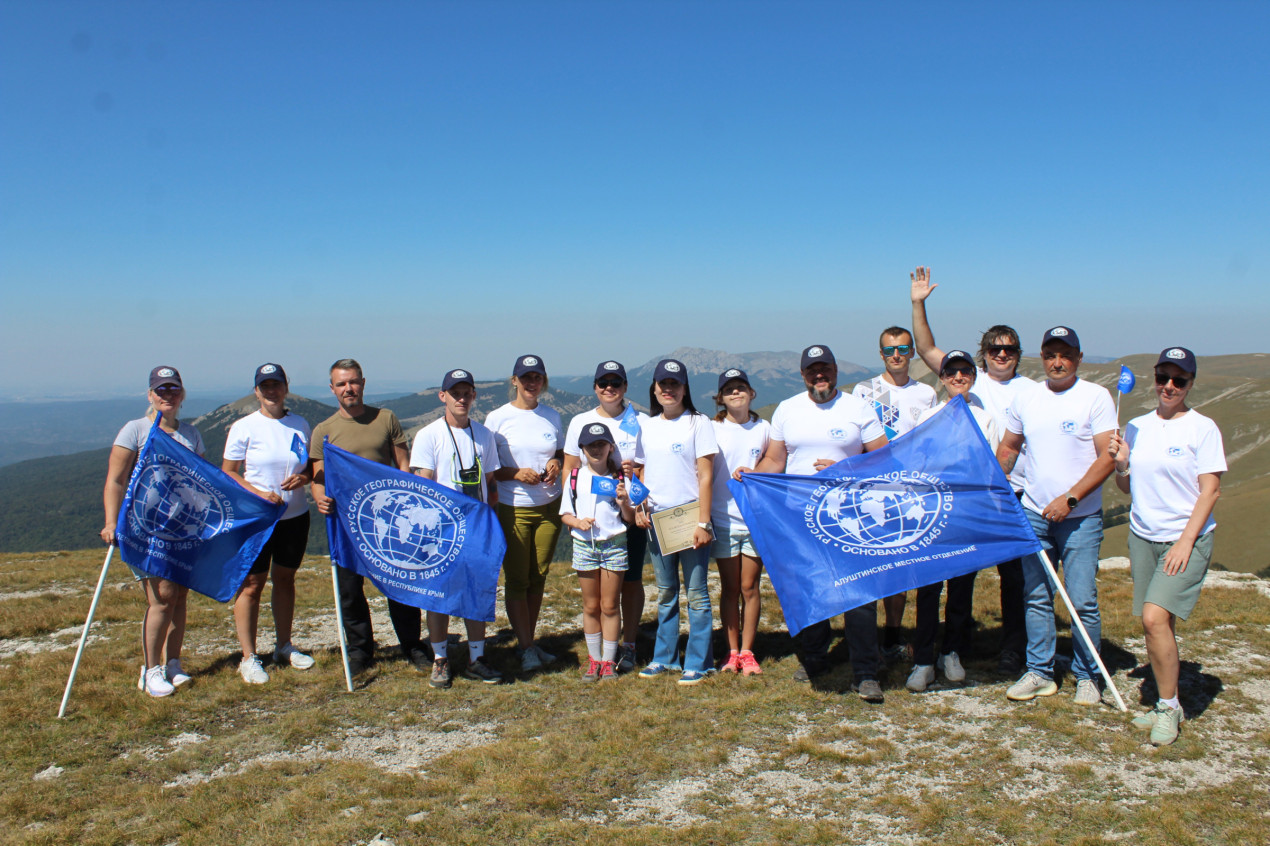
[115,417,286,602]
[322,442,506,621]
[730,396,1041,635]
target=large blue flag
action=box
[730,396,1041,635]
[322,442,507,621]
[115,417,285,602]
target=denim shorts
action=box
[572,534,629,573]
[710,526,757,559]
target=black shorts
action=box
[248,511,311,576]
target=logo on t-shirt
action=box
[828,428,846,440]
[671,442,684,454]
[1060,420,1077,434]
[808,472,951,553]
[1168,446,1185,457]
[542,432,555,441]
[749,448,761,461]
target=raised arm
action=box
[910,266,946,373]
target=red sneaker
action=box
[739,651,762,676]
[720,652,742,673]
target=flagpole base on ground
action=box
[1037,549,1128,712]
[330,559,353,693]
[58,545,116,718]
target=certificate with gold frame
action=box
[649,500,702,555]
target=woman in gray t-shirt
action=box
[101,366,204,698]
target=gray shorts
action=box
[1128,529,1214,620]
[711,526,757,559]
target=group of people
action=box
[100,269,1225,746]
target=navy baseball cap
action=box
[717,368,751,391]
[442,368,475,391]
[149,366,183,391]
[593,361,627,383]
[578,422,616,447]
[1041,326,1081,351]
[939,350,976,374]
[653,359,688,384]
[801,345,835,370]
[513,354,546,378]
[1156,346,1197,374]
[254,362,288,387]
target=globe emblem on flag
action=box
[130,464,228,541]
[353,488,462,574]
[812,477,948,550]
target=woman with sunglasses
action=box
[485,355,565,674]
[1108,348,1225,746]
[709,368,770,675]
[906,351,999,692]
[100,366,206,697]
[562,361,649,673]
[634,359,719,686]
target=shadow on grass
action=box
[1127,660,1223,719]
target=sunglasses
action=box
[987,344,1021,356]
[942,366,975,378]
[153,385,182,395]
[1154,372,1191,388]
[595,378,625,389]
[881,345,913,356]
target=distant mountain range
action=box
[2,350,1265,575]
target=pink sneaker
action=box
[720,652,742,673]
[739,651,762,676]
[598,660,617,681]
[582,657,601,683]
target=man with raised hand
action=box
[756,345,889,702]
[851,325,937,662]
[996,327,1116,706]
[308,358,421,677]
[910,265,1037,674]
[410,368,505,690]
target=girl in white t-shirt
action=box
[709,369,770,675]
[1108,347,1225,746]
[560,423,634,682]
[635,359,719,686]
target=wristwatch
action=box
[697,522,713,532]
[1065,493,1079,510]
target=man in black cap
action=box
[755,345,889,702]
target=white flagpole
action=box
[58,545,117,718]
[1036,548,1127,712]
[330,559,353,693]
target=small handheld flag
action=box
[618,404,641,436]
[627,474,650,506]
[591,474,618,498]
[1117,365,1135,394]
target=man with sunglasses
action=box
[996,327,1116,706]
[411,369,505,689]
[851,326,938,662]
[309,359,419,678]
[910,266,1037,673]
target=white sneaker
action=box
[273,643,315,670]
[939,652,966,683]
[239,655,269,685]
[1006,671,1058,701]
[165,658,192,687]
[906,664,936,692]
[1073,678,1102,706]
[142,665,175,698]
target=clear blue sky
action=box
[3,1,1267,399]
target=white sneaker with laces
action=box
[239,655,269,685]
[142,665,175,698]
[906,664,936,692]
[165,658,192,687]
[1073,678,1102,706]
[273,643,315,670]
[939,652,966,683]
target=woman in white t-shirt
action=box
[100,366,206,698]
[906,351,1000,693]
[222,364,314,685]
[1108,347,1225,746]
[634,359,719,686]
[485,355,564,673]
[709,368,770,676]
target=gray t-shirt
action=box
[114,416,205,456]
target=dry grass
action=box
[2,550,1268,845]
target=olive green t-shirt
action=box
[310,407,406,467]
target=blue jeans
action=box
[650,534,714,673]
[1021,509,1103,681]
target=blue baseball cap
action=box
[939,350,976,375]
[1041,326,1081,351]
[1156,347,1197,374]
[149,366,183,391]
[513,354,546,378]
[593,360,627,383]
[442,368,475,391]
[717,368,751,391]
[800,345,835,370]
[578,421,616,447]
[653,359,688,384]
[254,362,288,387]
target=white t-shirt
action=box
[851,375,938,440]
[484,402,563,507]
[710,417,771,530]
[1005,378,1117,518]
[917,397,1000,453]
[1124,409,1226,542]
[635,412,719,510]
[770,391,885,477]
[970,369,1037,493]
[223,410,312,520]
[410,418,502,504]
[564,406,647,467]
[114,417,205,457]
[560,465,628,542]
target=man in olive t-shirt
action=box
[308,358,422,675]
